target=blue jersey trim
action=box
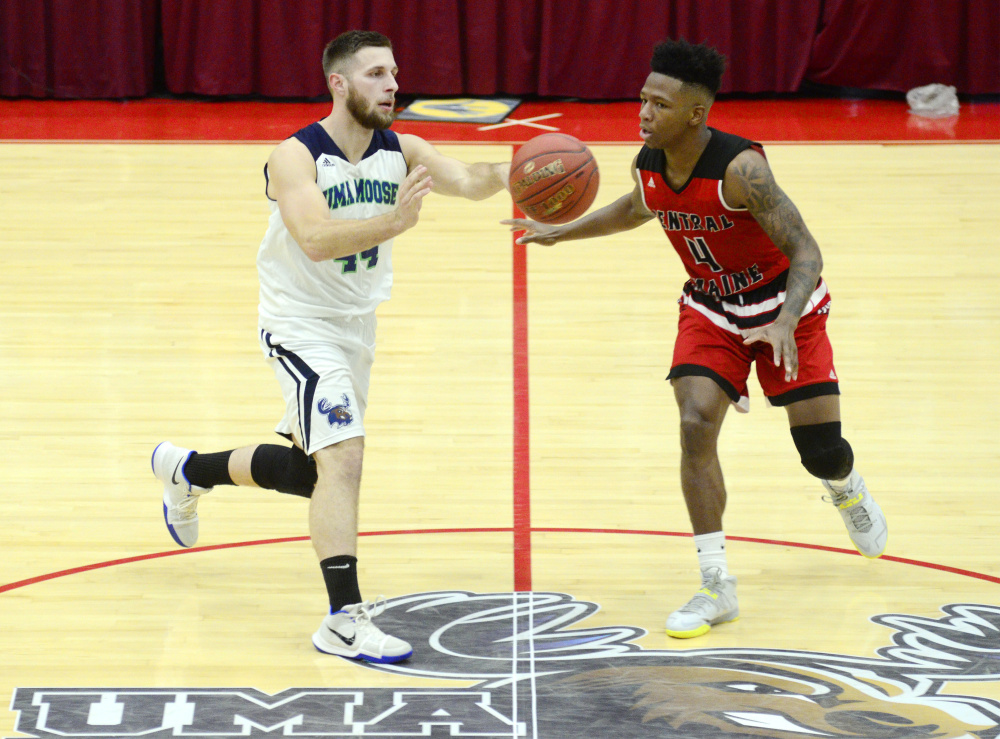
[264,122,403,200]
[263,163,275,202]
[294,122,402,164]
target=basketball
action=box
[509,133,599,224]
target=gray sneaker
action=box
[823,469,887,558]
[152,441,212,548]
[665,567,739,638]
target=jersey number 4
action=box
[684,236,723,272]
[336,247,379,273]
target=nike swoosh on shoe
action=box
[327,627,355,646]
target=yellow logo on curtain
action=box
[397,98,520,123]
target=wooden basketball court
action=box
[1,101,999,738]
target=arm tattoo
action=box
[733,156,822,321]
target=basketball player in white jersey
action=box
[151,30,510,663]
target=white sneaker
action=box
[152,441,212,548]
[666,568,739,639]
[312,600,413,663]
[823,469,887,558]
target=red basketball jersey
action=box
[637,128,829,334]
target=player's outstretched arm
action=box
[267,138,432,262]
[503,159,654,246]
[398,134,509,201]
[724,148,823,381]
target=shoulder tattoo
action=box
[732,155,786,215]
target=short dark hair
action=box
[322,30,393,77]
[650,39,726,97]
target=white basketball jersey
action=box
[257,123,408,320]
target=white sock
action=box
[827,467,855,492]
[694,531,728,577]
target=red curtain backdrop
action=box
[157,0,821,98]
[0,0,157,98]
[808,0,1000,94]
[2,0,998,99]
[532,0,823,97]
[158,0,545,98]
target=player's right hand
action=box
[395,165,432,231]
[501,218,560,246]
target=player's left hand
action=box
[742,319,799,382]
[501,218,560,246]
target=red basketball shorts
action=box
[667,303,839,412]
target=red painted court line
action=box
[533,527,1000,585]
[868,554,1000,584]
[3,526,998,594]
[0,536,308,594]
[511,203,533,593]
[0,528,511,595]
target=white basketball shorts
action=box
[258,313,376,455]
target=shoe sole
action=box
[162,498,194,548]
[666,613,739,639]
[831,485,888,559]
[153,443,197,548]
[312,633,413,664]
[848,500,888,559]
[852,529,888,559]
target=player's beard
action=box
[346,87,394,130]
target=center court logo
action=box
[10,592,1000,738]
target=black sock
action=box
[183,451,235,488]
[320,555,362,612]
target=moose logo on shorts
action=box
[318,394,353,427]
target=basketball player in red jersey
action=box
[503,39,887,638]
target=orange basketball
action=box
[509,133,599,224]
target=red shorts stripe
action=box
[668,303,839,409]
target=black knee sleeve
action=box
[790,422,854,480]
[250,444,317,498]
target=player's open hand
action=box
[501,218,560,246]
[395,165,432,232]
[742,319,799,382]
